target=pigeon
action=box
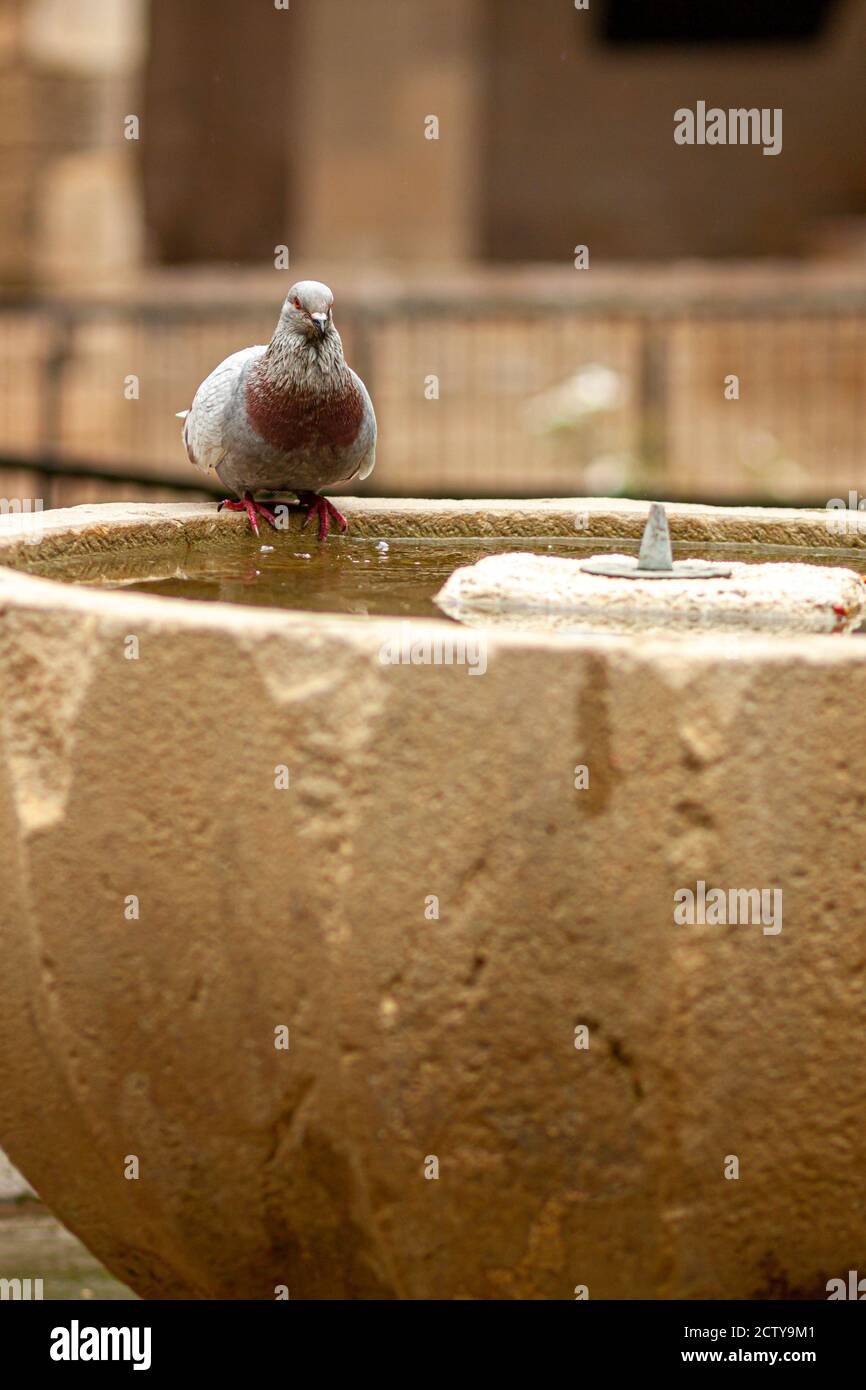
[177,280,376,538]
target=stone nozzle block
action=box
[436,552,866,635]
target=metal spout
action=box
[636,502,673,571]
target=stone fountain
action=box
[0,497,864,1300]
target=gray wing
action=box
[351,369,377,482]
[180,346,265,477]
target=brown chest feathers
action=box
[245,367,364,454]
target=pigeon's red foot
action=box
[217,491,279,538]
[296,491,349,542]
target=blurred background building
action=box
[1,0,865,508]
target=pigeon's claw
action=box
[218,492,279,537]
[297,492,349,542]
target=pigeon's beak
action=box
[311,314,328,339]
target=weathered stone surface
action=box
[1,496,865,573]
[0,500,864,1300]
[436,552,866,635]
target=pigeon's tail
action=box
[175,409,190,419]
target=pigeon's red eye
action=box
[292,297,301,310]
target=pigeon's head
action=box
[279,280,335,341]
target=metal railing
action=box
[1,288,865,507]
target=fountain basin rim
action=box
[0,498,865,659]
[1,496,865,556]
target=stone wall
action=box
[3,1,866,282]
[0,0,146,288]
[481,0,866,259]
